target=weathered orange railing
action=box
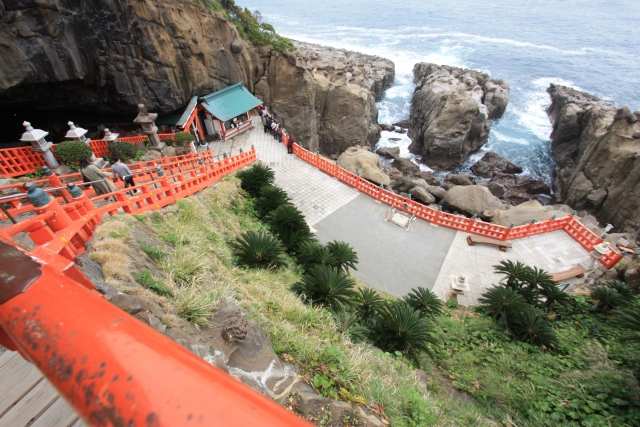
[290,142,623,269]
[0,235,311,427]
[1,149,256,260]
[0,146,48,177]
[90,133,176,158]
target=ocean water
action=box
[242,0,640,186]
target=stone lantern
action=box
[20,121,59,169]
[66,121,96,161]
[133,103,163,149]
[102,128,119,143]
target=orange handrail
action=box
[291,143,622,269]
[0,239,311,427]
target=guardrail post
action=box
[43,167,72,202]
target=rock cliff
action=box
[408,63,509,170]
[0,0,393,154]
[546,85,640,232]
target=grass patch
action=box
[132,269,173,297]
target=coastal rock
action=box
[443,185,504,217]
[376,146,400,158]
[0,1,394,157]
[408,63,510,169]
[546,85,640,232]
[470,152,523,177]
[409,186,436,204]
[338,147,390,186]
[447,174,473,186]
[490,200,570,227]
[489,173,551,205]
[392,157,420,175]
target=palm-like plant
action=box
[404,287,443,318]
[291,265,356,311]
[236,164,275,198]
[494,260,529,289]
[511,306,559,348]
[277,228,315,254]
[332,307,370,343]
[373,301,437,361]
[267,204,309,236]
[604,280,633,298]
[234,231,287,269]
[254,185,291,219]
[614,305,640,343]
[326,241,359,272]
[354,287,384,321]
[478,286,529,330]
[296,240,324,264]
[540,284,570,309]
[589,286,627,312]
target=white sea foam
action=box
[492,131,530,146]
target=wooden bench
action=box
[550,265,586,282]
[467,235,513,252]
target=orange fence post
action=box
[0,240,312,427]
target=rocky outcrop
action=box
[490,200,571,227]
[408,63,509,170]
[0,0,393,155]
[443,185,504,217]
[337,146,390,186]
[470,152,523,177]
[546,85,640,232]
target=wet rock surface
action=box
[408,63,509,169]
[546,84,640,233]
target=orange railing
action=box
[0,235,310,427]
[290,142,623,269]
[0,135,179,177]
[1,149,256,261]
[0,146,47,177]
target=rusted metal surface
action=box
[0,241,42,304]
[0,241,312,427]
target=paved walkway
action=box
[209,115,595,303]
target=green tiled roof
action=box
[200,83,263,122]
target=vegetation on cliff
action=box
[87,170,640,427]
[199,0,294,54]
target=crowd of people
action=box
[257,105,295,154]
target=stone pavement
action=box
[206,115,596,305]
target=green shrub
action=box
[590,286,627,312]
[404,287,443,318]
[254,185,291,218]
[267,204,308,235]
[332,307,370,343]
[237,164,275,198]
[132,269,173,297]
[54,140,94,165]
[326,241,359,272]
[173,132,195,147]
[478,286,529,331]
[511,306,558,348]
[107,141,139,162]
[354,287,384,321]
[615,304,640,343]
[373,301,437,362]
[291,265,356,311]
[234,231,287,269]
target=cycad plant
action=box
[589,286,627,312]
[296,240,325,265]
[332,307,370,343]
[234,231,287,269]
[614,305,640,343]
[268,204,309,235]
[604,280,633,298]
[494,260,529,289]
[236,164,275,198]
[511,306,559,348]
[404,287,443,318]
[540,284,570,309]
[277,228,315,254]
[291,265,356,311]
[326,240,359,272]
[478,286,529,331]
[354,287,384,321]
[254,185,291,219]
[373,301,437,362]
